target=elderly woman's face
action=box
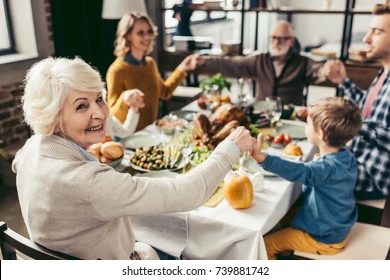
[60,91,109,149]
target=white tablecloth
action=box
[131,213,188,258]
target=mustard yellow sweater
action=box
[106,56,186,131]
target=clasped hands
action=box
[123,89,146,113]
[226,127,267,164]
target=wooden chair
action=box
[0,221,80,260]
[292,194,390,260]
[356,198,387,226]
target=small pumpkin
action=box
[224,174,253,209]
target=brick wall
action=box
[0,0,54,150]
[0,83,29,148]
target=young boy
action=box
[251,97,362,260]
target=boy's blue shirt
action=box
[259,147,358,244]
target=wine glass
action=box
[265,96,282,127]
[173,124,194,172]
[238,78,254,109]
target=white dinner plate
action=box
[265,147,303,161]
[129,156,189,173]
[120,134,161,150]
[137,171,179,178]
[276,124,306,139]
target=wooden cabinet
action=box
[345,61,380,90]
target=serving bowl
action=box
[106,156,123,168]
[155,116,188,135]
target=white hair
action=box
[271,20,295,37]
[22,57,106,136]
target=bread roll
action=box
[103,134,113,143]
[99,155,112,163]
[100,141,124,160]
[283,144,303,156]
[88,142,102,153]
[87,148,101,159]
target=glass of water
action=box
[265,96,282,127]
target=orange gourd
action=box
[224,175,253,209]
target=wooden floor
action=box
[0,184,28,238]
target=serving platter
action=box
[129,151,189,173]
[170,110,198,122]
[129,159,188,173]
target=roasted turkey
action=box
[193,105,250,149]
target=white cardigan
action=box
[12,134,239,259]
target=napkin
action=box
[203,184,225,207]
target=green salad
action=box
[190,146,211,165]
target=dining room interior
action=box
[1,0,390,264]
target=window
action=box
[0,0,14,55]
[0,0,53,86]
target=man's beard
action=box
[269,45,290,57]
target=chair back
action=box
[380,194,390,228]
[0,221,80,260]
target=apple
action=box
[297,109,308,122]
[197,96,207,109]
[265,134,274,142]
[273,133,285,144]
[283,135,292,144]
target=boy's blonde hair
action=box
[113,11,158,58]
[308,97,362,147]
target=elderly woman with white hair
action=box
[12,56,255,260]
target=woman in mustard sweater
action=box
[107,12,199,131]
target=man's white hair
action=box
[271,20,295,37]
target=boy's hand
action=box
[251,133,267,163]
[123,89,145,113]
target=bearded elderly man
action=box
[195,20,326,105]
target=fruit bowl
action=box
[265,133,292,149]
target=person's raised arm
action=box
[323,59,347,84]
[178,53,201,73]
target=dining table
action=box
[115,101,318,260]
